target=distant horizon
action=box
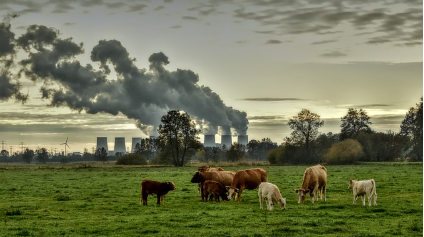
[0,1,421,154]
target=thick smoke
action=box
[0,21,248,136]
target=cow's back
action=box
[233,168,268,189]
[201,171,235,186]
[301,165,327,189]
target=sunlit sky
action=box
[0,0,422,154]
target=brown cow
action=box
[294,165,327,204]
[226,168,268,202]
[196,166,224,195]
[140,180,176,206]
[190,171,236,201]
[203,180,230,202]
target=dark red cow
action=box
[203,180,229,202]
[140,180,176,205]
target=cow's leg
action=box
[204,190,209,202]
[142,192,148,206]
[322,186,326,201]
[200,182,205,201]
[361,195,365,206]
[156,195,161,205]
[353,194,357,205]
[374,193,377,206]
[237,187,245,202]
[259,194,263,209]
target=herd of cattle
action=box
[140,164,378,211]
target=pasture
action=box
[0,163,422,237]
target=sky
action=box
[0,0,422,154]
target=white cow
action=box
[258,182,286,211]
[348,179,377,206]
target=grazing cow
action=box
[190,171,236,201]
[348,179,377,206]
[294,165,327,204]
[196,166,224,195]
[227,168,268,202]
[140,180,176,206]
[258,182,286,211]
[203,180,229,202]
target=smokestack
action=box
[131,137,142,153]
[221,135,232,149]
[238,135,248,146]
[114,137,126,154]
[204,134,216,147]
[96,137,108,152]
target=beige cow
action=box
[258,182,286,211]
[294,165,327,204]
[348,179,377,206]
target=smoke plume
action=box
[0,21,248,136]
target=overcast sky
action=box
[0,0,422,154]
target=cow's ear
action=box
[294,189,299,193]
[234,188,240,193]
[226,186,231,191]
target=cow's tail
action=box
[371,179,377,196]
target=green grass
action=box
[0,163,422,236]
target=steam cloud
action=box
[0,20,248,136]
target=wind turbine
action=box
[60,137,70,156]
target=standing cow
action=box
[203,180,229,202]
[348,179,377,206]
[196,166,224,195]
[227,168,268,202]
[190,171,236,201]
[294,165,327,204]
[258,182,286,211]
[140,180,176,206]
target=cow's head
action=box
[167,182,176,191]
[277,198,286,210]
[294,189,309,204]
[348,180,356,189]
[226,186,239,200]
[190,172,203,183]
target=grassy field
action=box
[0,163,422,237]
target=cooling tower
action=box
[221,135,232,149]
[131,137,142,153]
[114,137,126,154]
[204,135,216,147]
[96,137,108,152]
[238,135,248,146]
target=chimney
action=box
[131,137,142,153]
[221,135,232,149]
[237,135,248,146]
[204,134,216,147]
[114,137,126,154]
[96,137,108,152]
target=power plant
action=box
[114,137,126,154]
[97,133,249,154]
[131,137,142,153]
[96,137,108,152]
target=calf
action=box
[191,171,236,201]
[294,165,327,204]
[258,182,286,211]
[140,180,176,206]
[203,180,229,202]
[348,179,377,206]
[196,167,224,195]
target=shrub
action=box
[325,139,364,164]
[116,154,148,165]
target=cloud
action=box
[0,22,249,136]
[241,97,305,102]
[312,39,337,45]
[265,39,282,44]
[320,51,347,58]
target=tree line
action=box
[1,98,421,166]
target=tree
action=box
[94,147,108,163]
[340,108,372,140]
[247,138,277,161]
[325,139,364,164]
[22,148,34,163]
[400,97,423,161]
[287,109,324,161]
[157,110,202,166]
[226,143,246,162]
[36,148,49,163]
[134,137,159,160]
